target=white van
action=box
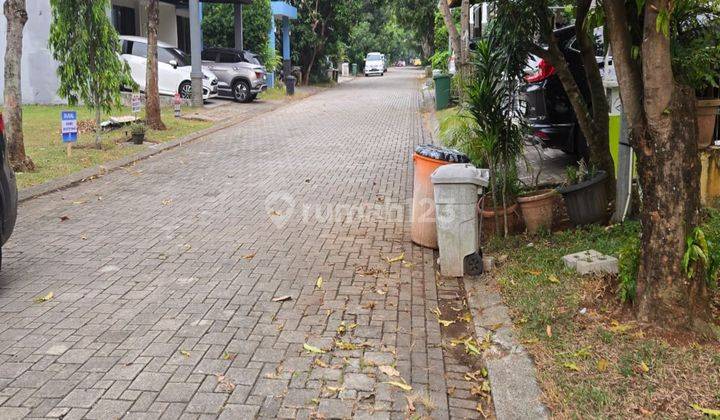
[120,36,219,100]
[364,52,385,77]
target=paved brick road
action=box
[0,69,482,419]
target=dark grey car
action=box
[201,48,268,103]
[0,113,18,269]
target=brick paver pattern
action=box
[0,69,468,419]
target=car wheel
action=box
[179,81,192,99]
[233,80,252,103]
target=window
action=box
[158,47,176,64]
[131,42,147,58]
[176,16,190,53]
[219,52,241,64]
[366,53,382,61]
[112,6,136,36]
[201,50,217,61]
[243,52,262,65]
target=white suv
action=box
[364,52,385,77]
[120,36,218,100]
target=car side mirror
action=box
[169,60,178,69]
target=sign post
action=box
[61,111,78,158]
[174,93,182,118]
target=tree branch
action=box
[603,0,646,137]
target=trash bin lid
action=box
[414,144,469,163]
[431,163,489,187]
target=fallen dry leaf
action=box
[180,350,191,357]
[34,292,54,303]
[222,352,236,361]
[314,359,328,368]
[378,365,400,377]
[524,269,542,276]
[59,216,70,222]
[546,325,553,337]
[385,252,405,264]
[316,276,323,289]
[597,358,608,372]
[161,199,173,206]
[406,395,416,412]
[216,374,236,393]
[303,343,326,354]
[548,274,560,284]
[242,253,256,260]
[385,380,412,391]
[438,319,455,327]
[272,295,292,302]
[269,210,282,216]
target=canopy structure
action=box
[267,1,298,88]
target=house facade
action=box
[0,0,191,104]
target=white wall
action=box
[0,0,63,104]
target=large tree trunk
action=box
[604,0,712,331]
[145,0,166,130]
[3,0,34,172]
[634,85,710,330]
[634,0,710,330]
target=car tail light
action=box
[255,71,264,79]
[525,59,555,83]
[534,131,549,140]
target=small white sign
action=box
[131,94,142,114]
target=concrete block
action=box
[562,250,618,274]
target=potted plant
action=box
[130,123,146,145]
[672,13,720,148]
[440,35,528,238]
[558,160,608,226]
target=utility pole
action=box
[189,0,203,107]
[235,3,244,50]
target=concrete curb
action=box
[19,88,325,203]
[464,275,550,419]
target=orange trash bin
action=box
[411,145,470,249]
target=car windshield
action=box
[168,48,190,66]
[366,54,382,61]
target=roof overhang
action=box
[446,0,481,8]
[271,1,297,19]
[161,0,253,5]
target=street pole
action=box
[235,4,244,51]
[189,0,203,108]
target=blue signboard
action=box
[61,111,78,143]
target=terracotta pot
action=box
[697,99,720,149]
[516,189,558,234]
[477,199,524,239]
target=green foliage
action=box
[618,235,640,303]
[682,227,720,288]
[430,50,450,71]
[565,160,599,185]
[393,0,436,59]
[202,0,272,62]
[670,1,720,92]
[130,122,146,135]
[48,0,132,113]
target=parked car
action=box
[0,113,18,269]
[395,60,406,67]
[120,36,219,101]
[201,47,268,103]
[364,52,385,77]
[522,25,606,159]
[412,58,422,66]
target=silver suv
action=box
[201,48,267,103]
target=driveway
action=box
[0,68,483,419]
